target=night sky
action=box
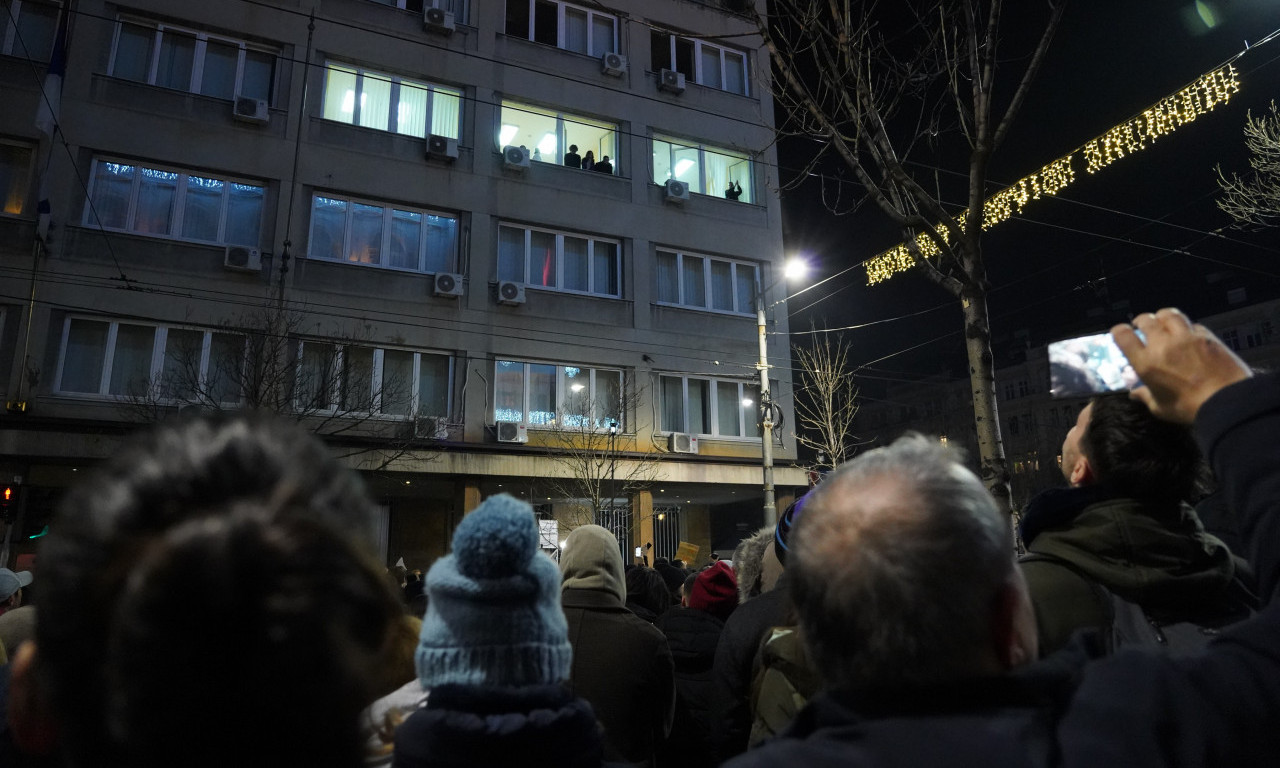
[778,0,1280,398]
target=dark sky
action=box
[778,0,1280,394]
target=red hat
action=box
[688,561,738,622]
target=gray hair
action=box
[789,433,1013,690]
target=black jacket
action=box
[710,580,790,763]
[656,607,726,766]
[727,372,1280,768]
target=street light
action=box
[756,257,809,526]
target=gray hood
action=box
[560,525,625,604]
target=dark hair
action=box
[36,413,402,768]
[625,567,672,617]
[1082,393,1208,506]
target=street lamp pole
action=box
[756,280,777,526]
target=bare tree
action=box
[1217,101,1280,229]
[794,327,863,472]
[747,0,1066,509]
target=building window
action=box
[2,1,59,60]
[655,248,757,315]
[1221,328,1240,351]
[497,223,620,298]
[366,0,471,24]
[1003,382,1015,400]
[109,17,277,102]
[494,361,623,429]
[1018,380,1029,397]
[321,62,462,140]
[660,375,760,438]
[653,134,753,202]
[1,141,35,216]
[504,0,617,58]
[295,342,452,417]
[55,317,247,403]
[1008,415,1020,436]
[499,100,617,171]
[85,159,265,247]
[308,193,458,274]
[650,31,749,96]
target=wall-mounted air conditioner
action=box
[232,94,269,124]
[497,281,526,305]
[496,421,529,443]
[426,134,459,161]
[223,245,262,272]
[658,69,686,94]
[669,432,699,454]
[502,144,531,171]
[601,51,627,76]
[664,178,690,203]
[432,272,464,297]
[414,415,450,440]
[423,7,455,35]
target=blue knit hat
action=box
[416,494,572,688]
[774,490,812,567]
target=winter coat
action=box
[725,372,1280,768]
[655,606,725,766]
[710,580,790,762]
[391,683,605,768]
[1019,486,1252,655]
[561,526,675,767]
[748,626,820,747]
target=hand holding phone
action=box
[1048,332,1142,398]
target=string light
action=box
[864,63,1241,285]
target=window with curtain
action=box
[652,134,753,202]
[295,341,453,416]
[85,159,265,246]
[654,248,757,315]
[308,193,458,274]
[1,1,60,60]
[650,31,750,96]
[0,141,33,216]
[497,223,622,298]
[661,375,761,438]
[499,100,619,173]
[494,361,624,429]
[505,0,616,57]
[109,16,276,101]
[321,62,462,140]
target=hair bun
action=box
[452,494,538,579]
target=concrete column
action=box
[633,489,654,564]
[462,483,482,514]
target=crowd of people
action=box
[1,307,1278,767]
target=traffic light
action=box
[0,485,16,524]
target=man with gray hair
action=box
[728,307,1280,767]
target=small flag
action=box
[395,556,406,568]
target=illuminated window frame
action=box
[493,360,623,430]
[307,193,459,275]
[320,61,462,140]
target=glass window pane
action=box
[15,2,58,61]
[242,49,275,102]
[652,137,672,183]
[564,9,587,54]
[590,15,614,58]
[0,143,33,215]
[341,346,375,412]
[181,176,224,241]
[358,72,392,131]
[532,0,557,46]
[389,209,422,270]
[716,381,741,436]
[396,80,429,137]
[593,241,618,296]
[161,328,203,400]
[498,226,525,282]
[562,366,590,427]
[743,383,761,437]
[430,88,461,139]
[527,363,557,425]
[299,343,336,410]
[348,203,384,265]
[688,378,710,434]
[323,65,358,124]
[674,37,695,79]
[114,24,154,82]
[656,251,679,303]
[381,350,414,415]
[563,236,588,292]
[62,319,109,393]
[735,263,757,314]
[724,50,746,95]
[90,162,134,229]
[155,31,196,91]
[500,102,557,162]
[209,333,244,404]
[700,45,722,90]
[200,40,239,100]
[528,230,556,288]
[134,167,178,235]
[730,157,753,204]
[651,32,670,71]
[672,143,700,191]
[419,354,451,418]
[594,369,622,429]
[505,0,531,38]
[682,255,706,307]
[703,150,731,204]
[710,260,733,311]
[660,376,684,432]
[495,360,524,422]
[108,324,156,397]
[424,214,457,273]
[225,183,264,247]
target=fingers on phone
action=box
[1110,324,1144,359]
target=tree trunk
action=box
[961,284,1011,512]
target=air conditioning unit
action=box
[664,178,690,203]
[502,144,531,171]
[658,68,686,94]
[497,280,526,305]
[223,245,262,272]
[423,6,455,35]
[496,420,529,443]
[431,272,464,297]
[414,415,450,440]
[669,432,699,454]
[426,134,459,161]
[601,51,627,76]
[232,94,269,124]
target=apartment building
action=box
[0,0,803,571]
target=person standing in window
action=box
[725,181,742,201]
[594,155,613,175]
[564,144,581,168]
[582,150,595,171]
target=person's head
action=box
[731,525,773,601]
[0,568,32,610]
[680,572,698,606]
[15,413,403,768]
[790,434,1035,691]
[624,566,671,618]
[601,155,610,163]
[1061,392,1206,505]
[584,150,594,159]
[569,144,578,153]
[687,561,738,622]
[560,525,624,603]
[416,494,572,688]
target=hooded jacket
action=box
[1019,486,1252,655]
[560,526,675,768]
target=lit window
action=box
[653,134,753,202]
[660,375,760,438]
[0,141,35,216]
[655,248,757,315]
[650,31,750,96]
[499,100,618,172]
[321,62,462,140]
[495,361,622,429]
[1,1,60,61]
[109,17,277,102]
[497,223,620,298]
[505,0,617,58]
[85,159,265,247]
[295,341,452,417]
[308,193,458,274]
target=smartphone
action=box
[1047,332,1142,398]
[634,546,643,557]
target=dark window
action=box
[505,0,530,36]
[533,0,557,45]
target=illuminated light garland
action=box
[864,63,1241,285]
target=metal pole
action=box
[757,283,776,526]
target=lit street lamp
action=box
[756,257,809,526]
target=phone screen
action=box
[635,546,643,557]
[1047,332,1141,398]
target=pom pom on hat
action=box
[452,493,537,579]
